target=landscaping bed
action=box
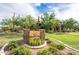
[0,32,79,55]
[3,38,79,55]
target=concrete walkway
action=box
[0,43,8,55]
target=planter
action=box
[25,41,47,49]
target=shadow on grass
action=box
[48,32,65,35]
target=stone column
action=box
[40,29,45,39]
[23,29,30,43]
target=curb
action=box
[0,43,8,55]
[25,41,47,49]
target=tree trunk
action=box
[59,25,61,32]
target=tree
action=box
[17,15,36,30]
[62,18,77,32]
[74,22,79,31]
[1,18,12,31]
[50,19,61,32]
[1,13,79,33]
[41,12,61,32]
[41,13,53,32]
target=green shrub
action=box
[67,52,75,55]
[48,46,57,53]
[45,38,49,41]
[10,46,32,55]
[28,38,44,46]
[37,49,50,55]
[0,45,2,49]
[47,39,57,47]
[47,39,52,44]
[52,52,63,55]
[7,41,18,50]
[2,27,10,31]
[56,44,65,50]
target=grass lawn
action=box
[46,33,79,50]
[0,33,23,48]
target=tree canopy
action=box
[0,13,79,32]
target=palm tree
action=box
[17,15,36,30]
[1,13,20,31]
[41,12,60,32]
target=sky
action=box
[0,3,79,22]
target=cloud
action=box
[32,3,41,7]
[0,3,40,21]
[0,3,79,22]
[53,3,79,21]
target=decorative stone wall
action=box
[23,29,45,43]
